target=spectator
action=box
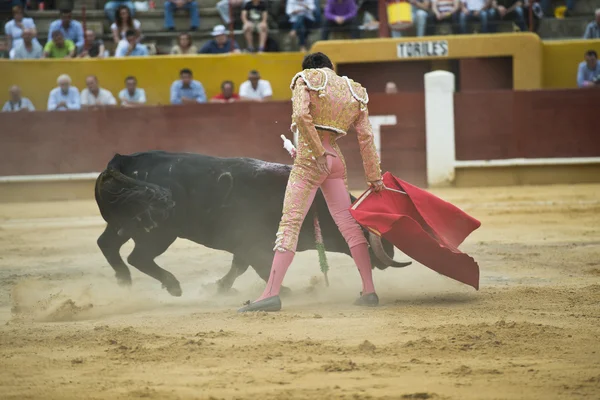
[4,5,38,57]
[431,0,460,32]
[459,0,494,33]
[390,0,430,37]
[171,32,198,55]
[43,31,75,59]
[492,0,526,32]
[115,30,149,57]
[47,74,81,111]
[199,24,241,54]
[577,50,600,88]
[0,38,9,59]
[164,0,200,32]
[119,76,147,107]
[78,30,106,58]
[287,0,316,52]
[2,86,35,112]
[111,5,141,44]
[170,68,207,104]
[211,80,241,102]
[239,70,273,101]
[242,0,269,52]
[81,76,117,108]
[47,9,84,52]
[12,28,43,59]
[216,0,246,24]
[385,81,398,94]
[321,0,360,40]
[583,8,600,39]
[105,0,135,23]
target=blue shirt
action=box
[115,42,149,57]
[170,80,207,104]
[577,61,600,87]
[47,86,81,111]
[47,20,84,50]
[199,39,239,54]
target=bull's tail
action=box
[95,166,175,236]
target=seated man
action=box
[242,0,269,52]
[321,0,360,40]
[43,30,75,58]
[164,0,200,31]
[47,9,84,52]
[239,69,273,101]
[119,76,147,107]
[583,8,600,39]
[577,50,600,88]
[114,30,148,57]
[431,0,460,33]
[459,0,494,33]
[12,28,43,59]
[170,68,207,104]
[2,85,35,112]
[47,74,81,111]
[493,0,526,31]
[199,25,241,54]
[211,80,240,103]
[80,75,117,107]
[78,29,106,58]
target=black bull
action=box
[95,150,411,297]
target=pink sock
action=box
[256,250,295,301]
[350,243,376,295]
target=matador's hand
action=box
[316,151,337,175]
[369,180,384,192]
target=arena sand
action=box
[0,184,599,400]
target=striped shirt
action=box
[434,0,457,13]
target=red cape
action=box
[350,172,481,289]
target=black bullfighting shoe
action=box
[237,296,282,313]
[353,292,379,307]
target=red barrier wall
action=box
[454,88,600,160]
[0,94,426,189]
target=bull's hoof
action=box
[162,281,182,297]
[217,285,239,296]
[279,286,292,297]
[116,274,132,287]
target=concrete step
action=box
[537,16,591,39]
[28,8,223,35]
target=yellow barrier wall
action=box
[312,33,544,90]
[0,53,304,110]
[542,39,600,89]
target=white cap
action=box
[211,25,228,36]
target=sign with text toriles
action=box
[397,41,449,58]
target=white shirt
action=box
[118,88,146,105]
[80,88,117,106]
[110,19,141,39]
[463,0,485,11]
[2,97,35,112]
[239,79,273,100]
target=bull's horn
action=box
[368,232,411,268]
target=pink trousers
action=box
[274,132,368,253]
[257,132,375,302]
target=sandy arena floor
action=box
[0,184,599,400]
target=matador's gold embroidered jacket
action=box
[289,67,382,183]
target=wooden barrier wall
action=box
[454,89,600,161]
[1,89,598,190]
[0,93,426,189]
